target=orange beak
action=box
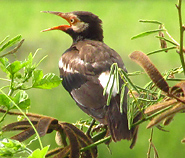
[41,11,71,32]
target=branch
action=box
[176,0,185,74]
[0,39,24,58]
[80,136,111,152]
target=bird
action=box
[42,11,138,147]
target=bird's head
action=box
[42,11,104,42]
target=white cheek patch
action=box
[98,72,119,96]
[72,22,89,33]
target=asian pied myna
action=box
[42,11,138,146]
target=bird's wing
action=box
[59,40,126,121]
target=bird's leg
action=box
[86,119,96,137]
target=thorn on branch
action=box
[182,25,185,31]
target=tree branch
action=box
[176,0,185,74]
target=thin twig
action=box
[176,0,185,74]
[0,108,45,118]
[151,142,159,158]
[147,129,159,158]
[132,104,172,127]
[0,90,44,150]
[147,129,153,158]
[0,39,24,58]
[80,136,111,152]
[86,119,96,137]
[165,29,179,46]
[0,110,9,123]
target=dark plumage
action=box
[42,11,138,146]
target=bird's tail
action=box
[106,99,139,148]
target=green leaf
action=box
[10,60,30,75]
[26,52,36,69]
[0,57,10,74]
[0,36,9,46]
[0,138,26,157]
[0,35,22,52]
[7,61,23,74]
[0,58,29,75]
[23,53,37,82]
[12,90,30,109]
[118,68,140,94]
[155,36,178,46]
[0,94,10,108]
[28,146,49,158]
[27,53,34,67]
[139,19,163,25]
[103,63,121,106]
[32,71,61,89]
[120,84,126,113]
[0,57,10,67]
[32,70,43,84]
[131,29,165,40]
[147,46,177,55]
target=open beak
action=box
[41,11,71,32]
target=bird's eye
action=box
[70,19,75,23]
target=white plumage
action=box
[98,71,118,96]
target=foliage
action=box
[0,35,61,157]
[0,34,105,158]
[0,138,28,157]
[28,146,49,158]
[106,0,185,157]
[104,0,185,157]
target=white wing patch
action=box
[59,57,84,73]
[98,71,118,96]
[59,58,64,69]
